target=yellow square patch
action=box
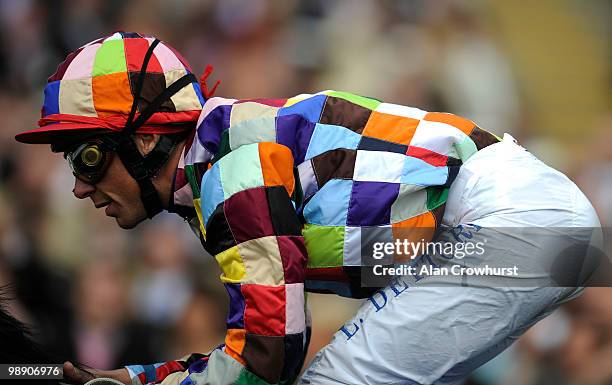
[193,198,207,240]
[214,246,246,284]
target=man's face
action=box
[72,151,147,229]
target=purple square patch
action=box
[347,181,400,226]
[276,114,315,164]
[224,283,245,329]
[197,104,232,153]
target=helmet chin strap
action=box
[103,133,178,218]
[105,38,197,219]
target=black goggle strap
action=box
[103,131,175,172]
[109,38,197,218]
[128,73,197,133]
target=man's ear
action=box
[133,134,160,156]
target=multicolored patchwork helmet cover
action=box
[16,31,205,144]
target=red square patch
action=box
[124,38,163,73]
[242,284,286,336]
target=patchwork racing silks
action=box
[125,90,499,385]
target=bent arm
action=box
[125,142,309,385]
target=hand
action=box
[62,361,131,385]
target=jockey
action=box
[16,32,602,385]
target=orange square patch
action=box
[362,111,419,145]
[391,211,436,262]
[92,72,133,117]
[424,112,475,135]
[224,329,246,365]
[258,142,295,196]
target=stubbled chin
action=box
[117,219,138,229]
[115,214,147,230]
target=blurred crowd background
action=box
[0,0,610,384]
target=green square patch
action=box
[326,91,381,110]
[234,368,276,385]
[184,164,200,199]
[426,187,449,210]
[303,224,345,268]
[455,136,478,162]
[92,40,127,76]
[219,143,265,199]
[212,130,232,165]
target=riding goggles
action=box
[64,140,112,184]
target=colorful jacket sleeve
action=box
[125,141,309,384]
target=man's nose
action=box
[73,177,95,199]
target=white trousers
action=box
[299,134,602,385]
